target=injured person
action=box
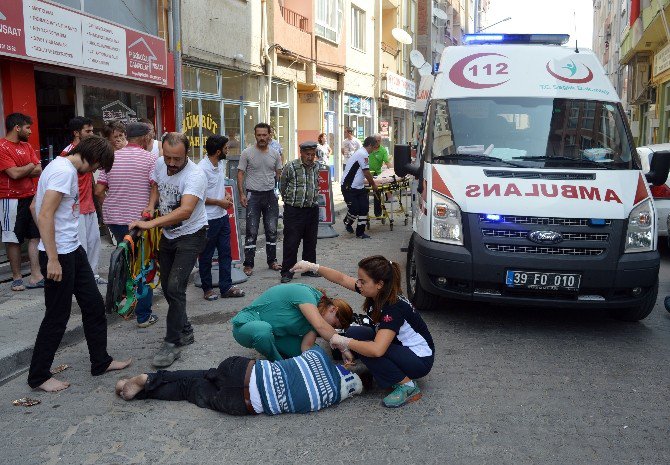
[115,345,362,415]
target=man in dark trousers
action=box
[279,141,321,283]
[341,136,379,239]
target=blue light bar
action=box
[485,214,502,221]
[589,218,606,226]
[463,34,570,45]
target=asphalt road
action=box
[1,220,669,465]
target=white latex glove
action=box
[330,333,352,352]
[290,260,319,274]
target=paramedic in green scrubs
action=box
[231,283,353,361]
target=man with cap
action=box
[115,345,364,416]
[95,122,159,328]
[278,141,321,283]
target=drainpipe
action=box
[261,0,273,122]
[171,0,183,132]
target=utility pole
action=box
[171,0,183,132]
[474,0,480,33]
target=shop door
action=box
[80,84,157,136]
[35,71,76,162]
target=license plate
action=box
[505,270,581,291]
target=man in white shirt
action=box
[341,127,361,173]
[28,136,131,392]
[341,136,379,239]
[197,135,245,301]
[130,133,208,368]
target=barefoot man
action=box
[27,136,131,392]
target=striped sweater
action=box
[255,346,343,415]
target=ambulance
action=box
[395,34,670,321]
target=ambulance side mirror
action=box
[645,150,670,186]
[394,144,421,178]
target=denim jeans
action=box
[243,190,279,268]
[107,224,154,324]
[159,228,207,344]
[28,247,113,388]
[198,216,232,294]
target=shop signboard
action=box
[317,166,338,238]
[0,0,168,86]
[654,43,670,77]
[385,71,416,100]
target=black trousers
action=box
[159,228,207,344]
[28,247,112,388]
[281,204,319,277]
[342,187,369,236]
[136,356,253,416]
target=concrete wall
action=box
[181,0,263,73]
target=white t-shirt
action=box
[151,140,160,157]
[342,137,361,162]
[197,157,228,221]
[35,157,81,254]
[151,157,208,240]
[341,146,370,190]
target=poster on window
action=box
[318,167,335,224]
[349,96,361,114]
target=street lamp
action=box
[477,17,512,33]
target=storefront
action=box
[0,0,173,161]
[181,64,264,160]
[379,71,416,151]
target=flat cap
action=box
[126,122,151,138]
[299,141,318,150]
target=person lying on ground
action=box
[291,255,435,408]
[115,345,363,415]
[231,283,354,361]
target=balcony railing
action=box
[280,6,310,33]
[381,41,398,56]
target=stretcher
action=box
[364,169,411,231]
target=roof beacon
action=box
[462,34,570,46]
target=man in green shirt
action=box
[368,134,393,216]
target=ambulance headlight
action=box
[431,192,463,245]
[624,199,654,253]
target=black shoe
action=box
[301,271,321,278]
[343,219,354,233]
[281,274,293,283]
[178,328,194,347]
[357,233,371,239]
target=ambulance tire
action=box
[609,280,658,322]
[406,237,440,311]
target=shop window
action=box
[316,0,343,43]
[182,98,201,158]
[82,85,156,134]
[224,104,242,156]
[243,106,260,150]
[199,68,219,95]
[270,106,290,160]
[221,69,244,100]
[272,82,289,104]
[182,66,198,92]
[50,0,81,9]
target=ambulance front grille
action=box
[481,229,609,242]
[485,244,606,256]
[478,214,612,227]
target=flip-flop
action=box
[26,279,45,289]
[11,279,25,291]
[222,286,245,298]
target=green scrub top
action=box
[231,283,322,337]
[368,145,390,175]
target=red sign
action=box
[0,0,168,87]
[318,167,334,224]
[225,185,242,262]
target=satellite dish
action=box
[392,28,413,45]
[410,50,426,68]
[434,43,446,54]
[418,63,433,76]
[433,8,449,20]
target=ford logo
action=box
[528,230,563,244]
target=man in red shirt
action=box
[0,113,43,291]
[60,116,106,284]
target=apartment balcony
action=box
[279,5,310,33]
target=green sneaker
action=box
[382,382,421,408]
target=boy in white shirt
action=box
[28,136,131,392]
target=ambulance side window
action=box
[431,101,452,158]
[420,103,432,162]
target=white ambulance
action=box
[395,34,670,321]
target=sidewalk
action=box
[0,182,349,385]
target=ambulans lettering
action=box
[465,183,622,203]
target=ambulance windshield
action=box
[427,98,635,170]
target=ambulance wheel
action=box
[406,237,439,311]
[609,280,658,322]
